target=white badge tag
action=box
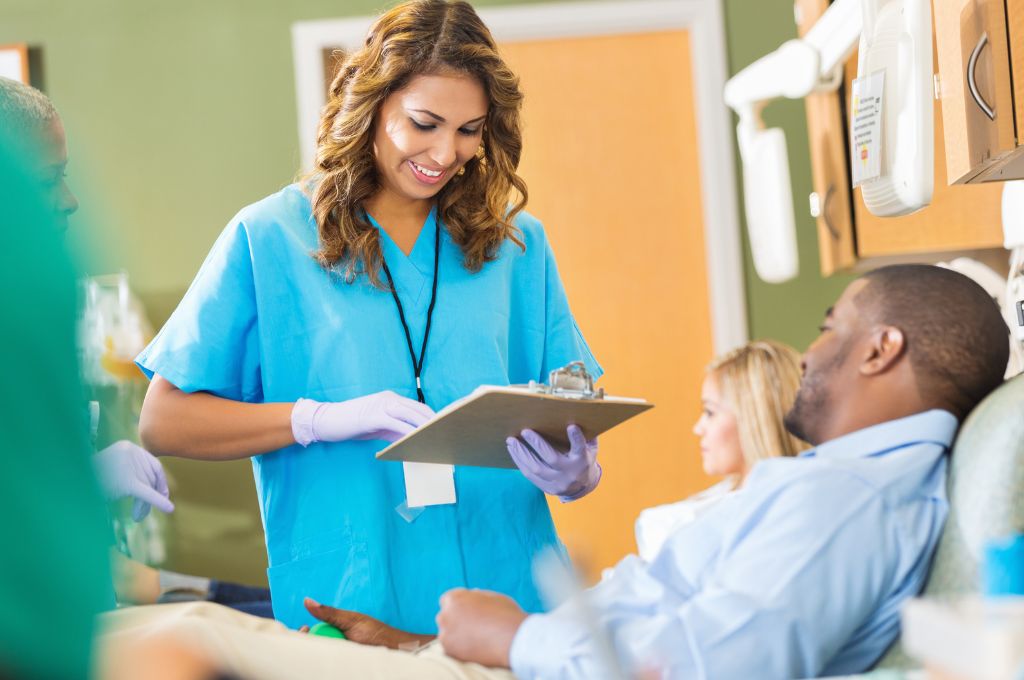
[403,461,456,507]
[850,70,885,187]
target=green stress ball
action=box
[309,622,346,639]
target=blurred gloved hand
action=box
[94,440,175,521]
[292,391,435,446]
[506,425,601,502]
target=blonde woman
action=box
[635,340,805,560]
[136,0,601,634]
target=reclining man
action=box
[100,262,1009,679]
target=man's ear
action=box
[859,326,906,376]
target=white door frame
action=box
[292,0,747,352]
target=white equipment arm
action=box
[723,0,861,284]
[724,0,861,112]
[725,0,934,285]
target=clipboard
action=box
[376,362,654,469]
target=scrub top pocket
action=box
[267,539,372,628]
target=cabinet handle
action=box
[810,186,841,240]
[967,32,996,121]
[821,184,840,241]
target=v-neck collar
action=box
[366,206,439,308]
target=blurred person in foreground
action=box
[0,81,235,680]
[0,88,111,680]
[1,76,276,618]
[0,75,174,519]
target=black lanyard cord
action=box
[379,220,440,404]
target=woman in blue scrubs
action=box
[136,0,602,633]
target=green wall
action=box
[0,0,855,584]
[0,0,855,351]
[723,0,855,350]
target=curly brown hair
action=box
[308,0,528,286]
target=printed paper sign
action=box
[850,70,885,187]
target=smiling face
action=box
[371,72,488,208]
[784,279,869,445]
[692,372,746,478]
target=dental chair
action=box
[874,374,1024,669]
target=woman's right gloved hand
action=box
[291,391,435,446]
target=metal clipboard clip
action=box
[527,361,605,400]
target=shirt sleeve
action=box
[510,473,894,679]
[135,219,263,402]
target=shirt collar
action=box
[801,409,959,461]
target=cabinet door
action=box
[1010,0,1024,136]
[934,0,1017,184]
[848,37,1005,260]
[796,0,857,275]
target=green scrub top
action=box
[0,130,113,679]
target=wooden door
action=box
[500,30,715,581]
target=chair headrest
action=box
[875,375,1024,670]
[924,374,1024,598]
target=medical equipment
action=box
[1002,181,1024,375]
[79,274,166,562]
[938,258,1023,379]
[724,0,934,283]
[78,272,150,386]
[937,181,1024,379]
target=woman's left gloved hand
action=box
[93,440,175,521]
[506,425,601,502]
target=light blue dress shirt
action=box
[510,410,957,679]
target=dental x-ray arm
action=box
[724,0,862,112]
[723,0,862,284]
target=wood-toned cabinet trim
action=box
[1006,0,1024,145]
[796,0,857,275]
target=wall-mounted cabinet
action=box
[933,0,1024,184]
[796,0,1012,276]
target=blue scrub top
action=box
[136,184,602,632]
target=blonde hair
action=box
[708,340,806,470]
[308,0,527,287]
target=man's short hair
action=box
[856,264,1009,420]
[0,77,58,134]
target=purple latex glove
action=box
[506,425,601,502]
[291,391,435,447]
[93,440,175,521]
